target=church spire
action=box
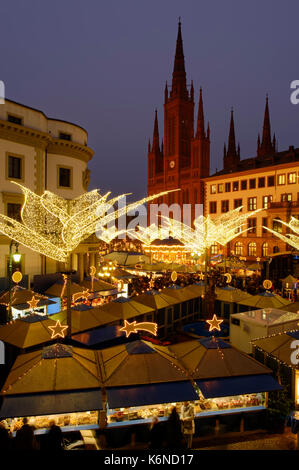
[227,108,237,157]
[170,19,188,100]
[196,87,205,138]
[258,95,275,157]
[152,109,160,152]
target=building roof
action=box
[231,308,299,326]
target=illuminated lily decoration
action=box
[263,216,299,251]
[161,207,261,255]
[0,182,172,262]
[129,223,170,246]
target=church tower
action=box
[147,20,210,224]
[223,108,240,170]
[257,95,276,157]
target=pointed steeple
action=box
[227,108,237,157]
[170,19,188,100]
[152,109,160,152]
[258,95,275,157]
[223,143,226,158]
[164,81,168,104]
[196,87,205,138]
[190,80,194,101]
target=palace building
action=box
[147,21,299,265]
[0,99,97,280]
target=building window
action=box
[262,242,269,257]
[7,155,22,180]
[241,180,247,190]
[234,199,242,209]
[248,218,257,233]
[233,181,239,191]
[248,242,257,257]
[249,178,256,189]
[209,201,217,214]
[210,184,216,194]
[235,241,243,256]
[288,172,296,184]
[263,195,273,209]
[58,167,72,188]
[221,200,229,213]
[267,175,275,187]
[281,193,292,202]
[225,182,231,192]
[258,177,265,188]
[218,184,224,193]
[59,132,72,141]
[262,217,268,233]
[210,243,218,255]
[194,189,198,203]
[7,114,23,125]
[7,203,22,221]
[248,197,257,211]
[272,218,282,233]
[278,174,286,185]
[273,246,280,253]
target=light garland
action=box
[0,182,173,262]
[264,217,299,251]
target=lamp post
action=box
[8,240,21,322]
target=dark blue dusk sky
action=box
[1,0,299,199]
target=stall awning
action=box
[196,374,282,399]
[107,381,198,408]
[0,390,103,419]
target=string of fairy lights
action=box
[264,216,299,251]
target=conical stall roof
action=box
[45,281,83,298]
[132,290,180,310]
[0,287,49,308]
[237,292,292,309]
[215,286,253,303]
[168,337,272,380]
[252,330,299,367]
[162,284,204,302]
[98,340,189,387]
[79,278,116,293]
[97,297,154,321]
[281,275,298,284]
[0,315,68,349]
[1,343,102,396]
[51,305,118,334]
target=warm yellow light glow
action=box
[27,295,40,310]
[224,273,232,283]
[48,320,68,339]
[119,320,158,338]
[206,314,223,332]
[263,279,273,290]
[72,289,90,303]
[0,182,172,262]
[12,271,23,284]
[264,217,299,251]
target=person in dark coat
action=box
[165,407,183,449]
[14,417,38,450]
[47,420,63,450]
[0,422,11,450]
[149,417,164,449]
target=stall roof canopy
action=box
[0,315,66,349]
[0,287,49,308]
[167,338,272,380]
[98,296,154,321]
[163,285,204,302]
[231,308,299,326]
[51,306,117,334]
[1,343,102,395]
[215,286,253,303]
[79,278,116,293]
[45,281,83,298]
[106,382,198,408]
[252,330,299,367]
[237,292,291,309]
[72,325,125,346]
[98,340,188,387]
[132,290,180,309]
[103,251,150,266]
[0,390,102,419]
[196,374,282,399]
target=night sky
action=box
[1,0,299,199]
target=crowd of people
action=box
[0,418,63,450]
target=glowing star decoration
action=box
[161,207,261,256]
[149,278,155,289]
[12,271,22,284]
[224,273,232,284]
[263,279,273,290]
[264,217,299,252]
[120,320,158,338]
[0,181,174,262]
[206,315,224,332]
[48,320,68,339]
[27,295,40,310]
[199,273,205,281]
[72,289,90,303]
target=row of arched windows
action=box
[210,241,280,258]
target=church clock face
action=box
[169,160,175,169]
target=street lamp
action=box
[8,240,22,322]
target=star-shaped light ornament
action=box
[206,314,223,332]
[120,320,158,338]
[48,320,68,339]
[27,295,40,310]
